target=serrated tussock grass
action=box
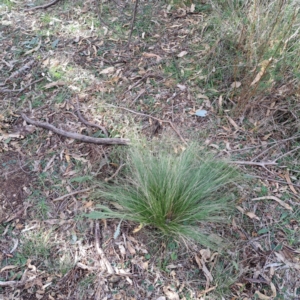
[205,0,300,115]
[88,145,239,248]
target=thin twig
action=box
[275,146,300,162]
[52,187,95,202]
[251,143,278,161]
[127,0,139,46]
[105,163,125,182]
[24,0,60,11]
[130,89,146,106]
[106,104,187,144]
[71,98,108,137]
[250,175,300,188]
[96,0,120,34]
[16,78,45,95]
[21,113,129,145]
[230,145,300,169]
[1,78,44,95]
[95,222,115,274]
[0,276,36,287]
[228,134,300,152]
[229,160,277,167]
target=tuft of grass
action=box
[19,230,52,266]
[202,0,300,114]
[87,144,240,248]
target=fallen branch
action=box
[24,0,60,11]
[106,104,187,145]
[21,113,129,145]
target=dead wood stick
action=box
[0,277,36,287]
[229,160,277,167]
[95,222,115,274]
[16,78,45,95]
[21,113,129,145]
[24,0,60,11]
[231,146,300,168]
[105,163,125,182]
[95,0,120,35]
[127,0,139,46]
[251,175,300,188]
[71,98,108,137]
[1,77,43,95]
[52,187,95,202]
[106,104,187,145]
[227,134,300,153]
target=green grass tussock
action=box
[87,145,240,248]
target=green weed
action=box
[87,144,239,248]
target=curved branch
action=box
[21,114,129,145]
[24,0,61,11]
[71,98,108,137]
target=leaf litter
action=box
[0,0,299,299]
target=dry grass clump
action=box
[204,0,300,114]
[87,144,239,248]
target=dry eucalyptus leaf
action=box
[252,196,293,211]
[100,67,115,74]
[43,81,65,89]
[177,51,188,58]
[236,206,260,220]
[231,81,241,88]
[163,286,179,300]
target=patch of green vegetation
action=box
[53,90,69,104]
[48,66,65,80]
[1,0,14,10]
[40,13,51,25]
[32,94,47,108]
[134,4,155,34]
[163,60,182,82]
[213,258,240,298]
[259,185,269,197]
[17,230,52,267]
[87,143,240,248]
[77,274,96,299]
[35,197,51,219]
[56,253,74,276]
